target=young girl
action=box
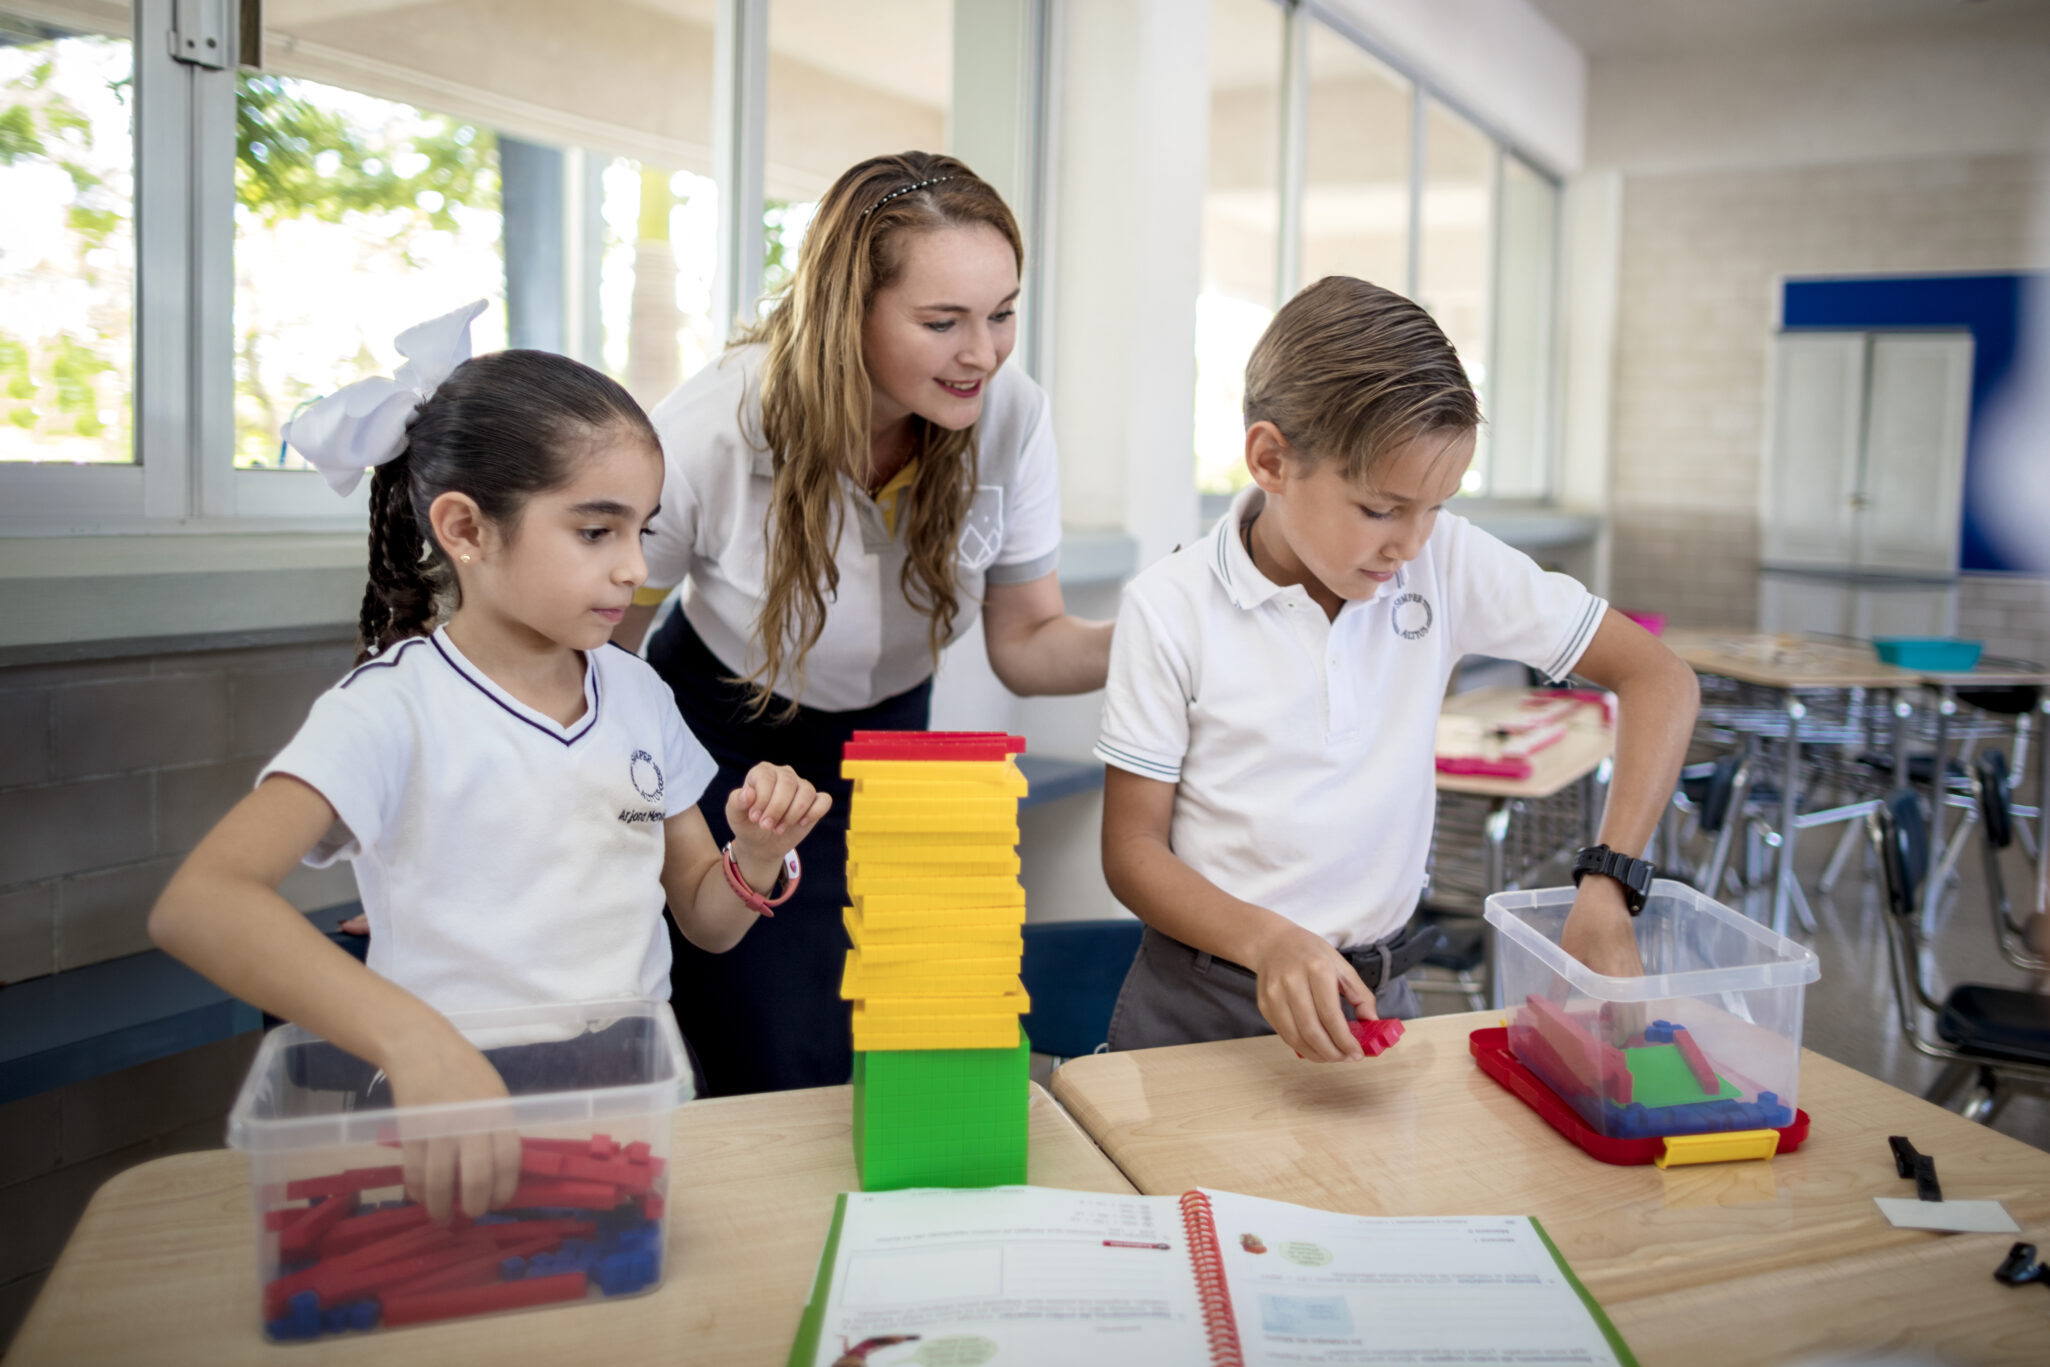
[150,302,829,1221]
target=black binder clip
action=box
[1993,1243,2047,1288]
[1887,1135,1942,1202]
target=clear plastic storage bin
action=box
[227,997,691,1341]
[1484,882,1819,1142]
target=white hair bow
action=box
[282,300,489,496]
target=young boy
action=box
[1095,277,1699,1061]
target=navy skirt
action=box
[647,608,931,1096]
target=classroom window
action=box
[1418,99,1496,493]
[0,2,133,465]
[1488,154,1559,500]
[762,0,952,303]
[1193,0,1284,497]
[1195,7,1563,502]
[1300,20,1411,296]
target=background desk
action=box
[1050,1012,2050,1365]
[6,1083,1132,1367]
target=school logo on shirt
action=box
[1391,592,1434,641]
[957,485,1005,571]
[629,750,665,802]
[619,750,667,824]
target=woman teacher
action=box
[615,152,1111,1095]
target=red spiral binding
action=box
[1179,1190,1246,1367]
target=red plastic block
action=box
[395,1253,504,1296]
[640,1194,665,1221]
[1671,1026,1721,1095]
[588,1134,615,1158]
[316,1234,504,1307]
[519,1147,565,1177]
[264,1208,295,1231]
[478,1218,595,1246]
[266,1217,453,1318]
[520,1137,597,1155]
[624,1141,651,1165]
[1350,1017,1405,1056]
[505,1178,620,1211]
[555,1152,654,1194]
[1523,995,1632,1104]
[843,730,1026,761]
[284,1165,405,1201]
[380,1271,589,1328]
[279,1191,359,1259]
[321,1204,431,1258]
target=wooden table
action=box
[1050,1012,2050,1365]
[1664,632,1920,934]
[5,1083,1133,1366]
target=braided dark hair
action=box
[354,349,658,663]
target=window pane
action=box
[1301,23,1409,299]
[764,0,951,301]
[0,3,133,465]
[236,1,718,469]
[1195,0,1283,496]
[1489,154,1558,499]
[1418,99,1495,492]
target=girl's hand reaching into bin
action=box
[385,1027,522,1225]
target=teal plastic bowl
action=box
[1872,637,1983,672]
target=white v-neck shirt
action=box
[641,345,1064,712]
[1095,485,1607,948]
[262,628,717,1014]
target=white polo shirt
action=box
[1095,485,1607,948]
[642,345,1064,712]
[262,629,717,1015]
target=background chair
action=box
[1019,920,1145,1063]
[1970,750,2050,974]
[1868,791,2050,1124]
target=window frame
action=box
[1221,0,1567,502]
[2,0,1054,538]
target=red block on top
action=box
[842,730,1026,762]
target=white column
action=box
[1049,0,1208,570]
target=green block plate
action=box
[1623,1043,1738,1109]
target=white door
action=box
[1858,333,1973,574]
[1762,333,1867,567]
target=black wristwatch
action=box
[1571,844,1656,916]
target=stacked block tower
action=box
[841,730,1033,1190]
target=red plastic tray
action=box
[1470,1027,1810,1166]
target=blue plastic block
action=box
[530,1252,555,1276]
[500,1256,526,1280]
[349,1301,378,1332]
[266,1315,316,1342]
[476,1212,516,1225]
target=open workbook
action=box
[788,1186,1636,1367]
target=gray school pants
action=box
[1106,923,1432,1052]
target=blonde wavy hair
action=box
[733,151,1024,717]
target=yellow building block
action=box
[843,953,1021,994]
[850,986,1031,1018]
[1653,1129,1781,1168]
[844,907,1023,950]
[846,830,1021,855]
[848,774,1029,801]
[843,759,1026,788]
[853,889,1025,917]
[849,937,1024,965]
[849,854,1022,879]
[849,801,1019,833]
[847,873,1024,899]
[853,1014,1022,1052]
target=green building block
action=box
[852,1033,1030,1191]
[1623,1043,1740,1108]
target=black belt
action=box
[1209,921,1445,991]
